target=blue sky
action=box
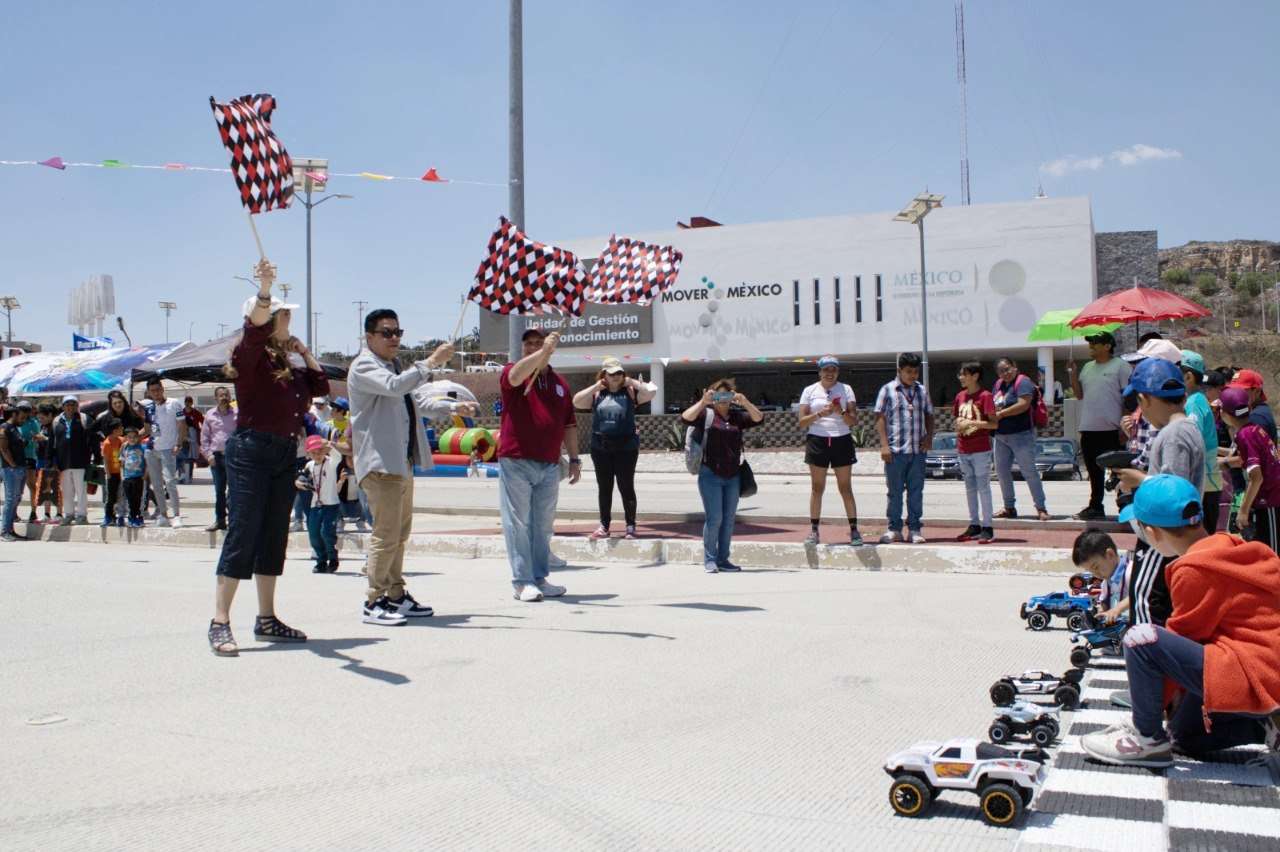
[1,0,1275,353]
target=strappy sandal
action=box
[208,620,239,657]
[253,615,307,643]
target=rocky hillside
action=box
[1158,239,1279,279]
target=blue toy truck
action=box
[1069,619,1129,668]
[1019,592,1095,632]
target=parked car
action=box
[1011,437,1082,481]
[924,432,960,479]
[465,361,504,373]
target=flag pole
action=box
[450,298,469,343]
[246,212,266,261]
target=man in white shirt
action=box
[1068,331,1133,520]
[141,377,187,527]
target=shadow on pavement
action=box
[552,593,619,606]
[409,612,673,641]
[659,602,765,613]
[241,637,408,685]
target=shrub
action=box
[1162,267,1191,286]
[1194,273,1219,297]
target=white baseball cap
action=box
[241,294,300,319]
[1122,338,1183,364]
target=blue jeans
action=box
[1125,626,1264,752]
[957,450,993,527]
[993,430,1047,512]
[2,466,25,534]
[306,503,339,564]
[498,458,560,586]
[884,452,925,532]
[292,458,309,523]
[209,451,227,526]
[697,465,741,566]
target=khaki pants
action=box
[361,471,414,603]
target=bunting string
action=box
[0,157,506,188]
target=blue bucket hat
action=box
[817,355,840,369]
[1118,474,1203,528]
[1122,357,1185,399]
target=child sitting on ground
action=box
[297,435,346,574]
[120,426,147,528]
[1070,530,1129,625]
[1081,474,1280,770]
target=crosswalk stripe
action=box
[1166,799,1280,838]
[1018,812,1167,851]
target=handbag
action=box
[738,459,758,498]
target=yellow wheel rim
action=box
[983,791,1017,824]
[891,782,924,815]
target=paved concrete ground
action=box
[5,540,1085,851]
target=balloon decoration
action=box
[437,427,496,461]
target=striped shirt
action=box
[874,379,934,454]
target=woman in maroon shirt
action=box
[209,260,330,657]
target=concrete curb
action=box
[21,523,1075,575]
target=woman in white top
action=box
[797,355,862,545]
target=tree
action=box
[1162,267,1191,286]
[1239,271,1265,298]
[1194,273,1219,297]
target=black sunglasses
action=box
[373,328,405,339]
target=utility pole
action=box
[955,0,971,205]
[0,296,19,342]
[506,0,526,364]
[158,301,177,343]
[313,312,321,354]
[279,282,292,302]
[353,299,368,354]
[217,322,229,338]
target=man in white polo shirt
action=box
[142,377,187,527]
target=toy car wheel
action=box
[1027,610,1050,631]
[980,782,1025,827]
[889,774,931,818]
[1032,724,1055,746]
[1054,684,1081,709]
[1067,612,1088,632]
[989,720,1012,743]
[1062,668,1084,684]
[990,680,1016,706]
[1043,718,1060,738]
[1019,784,1035,806]
[1070,647,1092,668]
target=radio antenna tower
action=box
[956,0,971,205]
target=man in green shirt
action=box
[1181,350,1222,533]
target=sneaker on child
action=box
[514,584,544,602]
[1080,721,1173,768]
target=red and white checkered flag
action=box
[469,217,586,316]
[208,94,294,214]
[584,235,683,305]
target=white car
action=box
[464,361,504,373]
[885,737,1046,827]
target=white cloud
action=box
[1110,143,1182,166]
[1040,143,1181,177]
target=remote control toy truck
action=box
[989,701,1061,746]
[1019,592,1095,632]
[990,669,1083,709]
[885,737,1046,827]
[1069,619,1129,668]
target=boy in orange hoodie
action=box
[1082,474,1280,769]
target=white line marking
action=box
[1040,767,1165,800]
[1019,812,1166,851]
[1166,799,1280,837]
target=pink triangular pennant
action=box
[421,167,446,182]
[38,156,66,170]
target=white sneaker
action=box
[355,519,370,533]
[387,592,433,618]
[289,519,304,533]
[156,516,172,528]
[171,516,183,529]
[362,597,407,626]
[1080,721,1172,768]
[514,584,543,602]
[704,560,719,573]
[910,531,927,544]
[536,580,566,597]
[547,553,568,569]
[878,529,902,544]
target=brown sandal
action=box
[208,620,239,657]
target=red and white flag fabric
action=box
[469,217,586,316]
[584,236,683,305]
[208,94,294,213]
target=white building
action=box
[482,196,1146,412]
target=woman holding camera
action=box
[681,379,763,573]
[572,357,656,540]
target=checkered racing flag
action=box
[584,235,683,305]
[469,217,586,316]
[208,94,294,213]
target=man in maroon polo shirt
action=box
[498,327,581,602]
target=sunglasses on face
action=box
[373,328,405,340]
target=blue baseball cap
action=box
[817,355,840,369]
[1180,350,1206,376]
[1118,474,1203,528]
[1122,357,1186,399]
[331,396,349,411]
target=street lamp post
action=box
[291,157,352,353]
[158,301,177,343]
[313,312,321,354]
[893,193,945,392]
[0,296,19,342]
[507,0,526,364]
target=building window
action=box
[813,278,821,325]
[834,276,842,324]
[854,275,862,323]
[792,279,800,326]
[875,274,883,322]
